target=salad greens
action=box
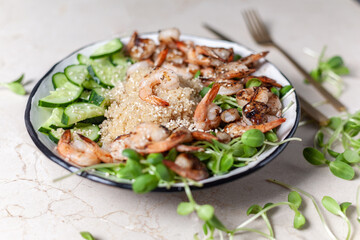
[0,74,26,95]
[305,46,349,97]
[322,196,352,240]
[303,111,360,180]
[80,231,95,240]
[179,179,305,240]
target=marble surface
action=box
[1,0,360,239]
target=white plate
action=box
[25,33,300,191]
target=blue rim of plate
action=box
[24,34,301,192]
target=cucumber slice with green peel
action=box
[82,79,103,90]
[87,65,102,85]
[52,72,68,89]
[79,90,91,102]
[61,102,105,125]
[91,58,128,88]
[49,124,101,144]
[38,82,83,108]
[110,52,133,66]
[90,38,123,59]
[64,64,89,86]
[77,53,91,65]
[89,88,110,106]
[38,108,73,133]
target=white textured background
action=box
[1,0,360,239]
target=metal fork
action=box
[242,9,346,113]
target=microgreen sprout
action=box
[303,111,360,180]
[246,203,274,237]
[322,196,352,240]
[267,179,338,240]
[180,179,306,240]
[80,231,95,240]
[195,131,301,175]
[0,74,26,95]
[304,46,349,97]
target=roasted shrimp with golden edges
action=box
[57,130,113,167]
[126,31,156,61]
[163,153,209,181]
[194,83,222,131]
[224,118,286,138]
[139,67,180,106]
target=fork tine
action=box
[248,10,265,41]
[250,10,270,41]
[242,10,259,42]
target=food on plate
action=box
[37,28,294,189]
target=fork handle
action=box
[298,95,329,126]
[272,42,347,112]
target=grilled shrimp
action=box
[57,130,113,166]
[216,131,231,143]
[217,80,243,95]
[224,118,286,138]
[111,123,170,159]
[194,83,222,130]
[111,134,132,161]
[165,49,186,65]
[153,47,169,67]
[163,153,208,181]
[126,31,156,60]
[145,127,193,153]
[161,62,194,80]
[195,46,234,63]
[159,28,180,48]
[139,67,180,106]
[215,61,256,79]
[267,93,282,117]
[220,108,241,123]
[176,144,204,152]
[236,86,270,108]
[243,101,269,125]
[126,60,153,77]
[238,51,269,68]
[191,131,218,142]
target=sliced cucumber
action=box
[110,52,132,66]
[49,124,100,144]
[89,88,110,106]
[64,64,89,86]
[77,54,91,65]
[38,108,73,133]
[91,58,127,88]
[38,82,83,108]
[90,38,123,59]
[52,72,68,89]
[61,102,105,125]
[79,90,91,102]
[82,79,103,90]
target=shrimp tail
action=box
[224,118,286,138]
[77,134,114,163]
[194,83,220,122]
[145,127,192,153]
[163,160,208,181]
[191,131,218,142]
[154,47,169,67]
[144,95,170,106]
[176,144,204,152]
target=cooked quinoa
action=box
[99,67,203,146]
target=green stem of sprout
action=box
[267,179,338,240]
[53,163,122,182]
